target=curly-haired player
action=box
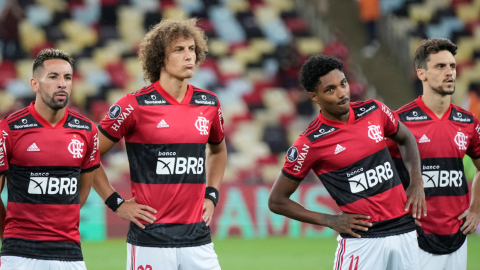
[93,18,226,270]
[269,55,426,270]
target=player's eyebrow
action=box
[322,78,346,90]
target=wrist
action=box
[205,187,219,207]
[105,191,125,212]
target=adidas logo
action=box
[117,198,124,205]
[27,143,40,152]
[419,134,430,143]
[209,192,216,199]
[157,119,169,128]
[334,144,346,154]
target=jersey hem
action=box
[126,239,212,248]
[0,252,84,261]
[208,136,224,145]
[98,125,120,143]
[0,170,7,176]
[81,164,100,173]
[281,169,303,181]
[340,226,415,239]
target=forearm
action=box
[79,170,95,207]
[205,143,227,189]
[398,136,422,186]
[268,196,330,227]
[92,163,116,201]
[470,170,480,212]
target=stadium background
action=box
[0,0,480,269]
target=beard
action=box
[431,84,455,96]
[41,90,69,110]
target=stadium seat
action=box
[0,61,17,89]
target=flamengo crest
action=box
[68,139,84,158]
[368,125,383,143]
[195,116,209,135]
[454,132,468,150]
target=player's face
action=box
[421,50,456,96]
[309,69,350,120]
[162,36,196,80]
[31,59,73,111]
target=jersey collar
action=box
[317,106,355,128]
[153,81,193,105]
[28,102,68,129]
[415,95,451,121]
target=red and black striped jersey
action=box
[282,99,415,238]
[387,96,480,254]
[98,81,224,248]
[0,102,100,261]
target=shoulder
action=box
[190,86,220,107]
[449,104,475,124]
[351,99,382,120]
[64,109,96,132]
[3,107,30,123]
[303,118,339,143]
[396,100,418,114]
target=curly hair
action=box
[299,54,344,92]
[138,18,208,83]
[33,48,74,74]
[414,38,457,70]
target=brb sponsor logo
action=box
[454,132,468,150]
[28,173,77,195]
[422,165,463,188]
[347,162,394,193]
[195,116,209,135]
[367,125,383,143]
[156,152,204,175]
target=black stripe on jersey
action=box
[62,114,92,131]
[126,221,211,247]
[449,107,474,124]
[136,90,171,106]
[340,214,415,238]
[398,107,432,122]
[189,91,218,107]
[396,101,417,113]
[4,108,28,120]
[6,111,30,123]
[81,164,100,173]
[8,114,43,130]
[1,237,83,261]
[319,148,402,206]
[98,125,120,142]
[352,100,379,120]
[306,123,340,142]
[282,169,304,181]
[67,109,91,121]
[208,136,224,145]
[125,142,207,184]
[304,119,320,135]
[133,85,155,95]
[417,225,466,254]
[7,164,81,205]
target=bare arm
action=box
[389,122,426,219]
[79,170,95,207]
[268,172,372,238]
[458,157,480,234]
[203,140,227,226]
[92,132,156,229]
[0,175,6,240]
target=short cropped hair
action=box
[414,38,457,70]
[33,49,74,74]
[138,18,208,83]
[300,54,344,93]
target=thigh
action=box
[0,256,85,270]
[126,243,177,270]
[387,231,419,270]
[419,248,448,270]
[445,239,467,270]
[178,243,220,270]
[333,236,387,270]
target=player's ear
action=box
[417,68,426,82]
[308,91,319,104]
[31,78,40,94]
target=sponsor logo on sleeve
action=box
[0,130,7,166]
[108,104,121,119]
[293,144,309,172]
[89,133,99,161]
[110,104,134,131]
[286,147,299,162]
[218,107,224,132]
[381,104,396,125]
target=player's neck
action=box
[421,90,451,119]
[159,74,189,103]
[33,100,65,127]
[321,110,350,123]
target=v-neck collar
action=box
[153,81,193,105]
[28,102,68,129]
[317,106,355,128]
[415,96,451,121]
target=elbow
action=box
[268,195,282,214]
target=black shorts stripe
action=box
[126,221,211,247]
[1,237,83,261]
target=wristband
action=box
[205,187,219,207]
[105,191,125,212]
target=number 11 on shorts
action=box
[349,255,359,270]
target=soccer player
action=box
[92,18,226,270]
[268,55,427,270]
[388,38,480,270]
[0,49,100,269]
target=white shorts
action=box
[419,238,467,270]
[333,231,418,270]
[127,243,221,270]
[0,256,86,270]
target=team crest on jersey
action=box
[108,104,121,119]
[68,139,84,158]
[454,132,468,150]
[195,116,210,135]
[367,125,383,142]
[286,146,299,162]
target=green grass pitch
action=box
[83,234,480,269]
